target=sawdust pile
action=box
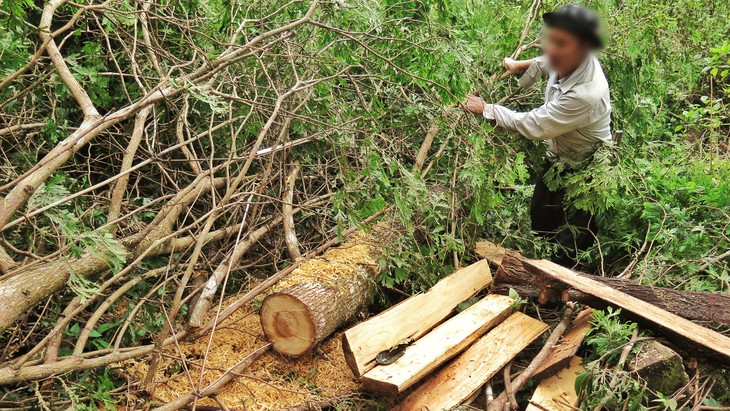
[126,303,361,409]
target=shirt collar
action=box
[556,54,593,93]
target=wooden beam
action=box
[343,260,493,377]
[362,294,514,394]
[396,312,548,411]
[525,259,730,362]
[532,308,592,380]
[526,356,584,411]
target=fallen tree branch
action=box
[187,194,329,328]
[490,303,575,410]
[151,344,270,411]
[283,160,302,262]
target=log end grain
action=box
[260,293,316,357]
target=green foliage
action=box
[577,308,648,410]
[584,307,639,363]
[508,288,527,309]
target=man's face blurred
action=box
[544,27,591,76]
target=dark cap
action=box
[543,4,603,49]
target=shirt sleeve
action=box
[492,92,594,140]
[518,55,549,88]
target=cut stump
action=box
[629,340,689,395]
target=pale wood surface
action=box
[397,312,548,411]
[342,260,493,376]
[362,294,513,394]
[475,240,507,265]
[532,308,592,380]
[526,259,730,361]
[526,356,584,411]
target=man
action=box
[465,4,611,265]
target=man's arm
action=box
[508,56,549,88]
[487,93,594,140]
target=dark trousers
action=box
[530,163,597,266]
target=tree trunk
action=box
[495,250,730,325]
[260,221,400,356]
[525,259,730,361]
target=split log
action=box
[396,313,548,411]
[342,259,494,377]
[494,250,730,325]
[526,356,584,411]
[525,259,730,362]
[362,294,514,394]
[532,308,592,380]
[260,221,400,357]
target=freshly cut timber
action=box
[343,259,493,377]
[493,249,730,325]
[475,240,507,265]
[362,294,514,394]
[526,259,730,361]
[526,356,584,411]
[397,312,548,411]
[260,222,400,357]
[532,308,592,380]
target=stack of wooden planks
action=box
[342,259,553,410]
[337,241,730,410]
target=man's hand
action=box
[464,95,486,115]
[500,57,521,79]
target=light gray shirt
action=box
[484,54,612,162]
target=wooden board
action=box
[526,356,584,411]
[362,294,513,394]
[343,260,493,377]
[526,259,730,362]
[475,240,507,265]
[532,308,592,380]
[396,312,548,411]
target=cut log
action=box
[628,340,689,395]
[475,240,507,265]
[362,294,514,394]
[560,285,730,325]
[494,250,730,325]
[532,308,592,380]
[260,222,400,357]
[396,312,548,411]
[525,259,730,362]
[342,259,493,377]
[526,356,584,411]
[493,250,563,303]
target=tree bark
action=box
[494,250,730,324]
[0,175,228,332]
[260,221,400,356]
